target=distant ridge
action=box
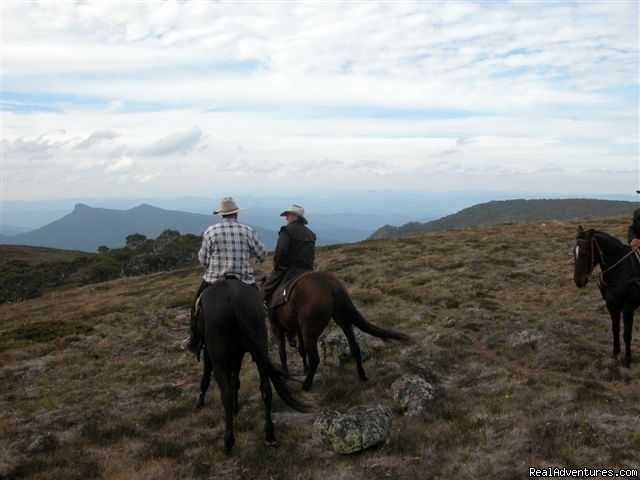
[369,199,640,240]
[1,203,278,252]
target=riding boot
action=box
[186,304,203,358]
[185,281,209,359]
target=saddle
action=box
[269,271,313,310]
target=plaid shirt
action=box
[198,218,266,284]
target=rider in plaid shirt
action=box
[198,218,266,284]
[186,197,266,356]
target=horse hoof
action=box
[195,400,204,410]
[302,383,312,392]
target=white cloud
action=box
[105,156,135,174]
[136,127,202,157]
[76,130,118,149]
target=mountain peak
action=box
[73,203,92,212]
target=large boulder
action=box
[319,329,370,367]
[313,405,392,454]
[391,374,435,416]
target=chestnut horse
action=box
[265,272,410,391]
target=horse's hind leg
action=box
[623,310,634,368]
[302,341,320,392]
[197,349,213,409]
[337,321,367,382]
[297,331,308,374]
[213,366,235,454]
[608,306,621,358]
[271,324,289,375]
[256,362,276,446]
[231,353,243,415]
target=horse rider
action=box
[262,204,317,310]
[629,208,640,251]
[185,197,266,356]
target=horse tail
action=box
[233,301,309,413]
[335,285,411,343]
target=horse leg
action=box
[297,331,308,374]
[196,348,213,409]
[277,329,289,375]
[232,353,243,415]
[256,362,277,446]
[608,306,621,359]
[623,310,634,368]
[213,366,235,455]
[338,322,367,382]
[302,341,320,392]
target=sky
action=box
[1,0,639,201]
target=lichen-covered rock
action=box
[319,329,370,367]
[391,374,435,416]
[507,329,544,350]
[313,405,392,454]
[27,432,60,453]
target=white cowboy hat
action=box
[213,197,241,215]
[280,204,307,223]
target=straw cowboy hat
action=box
[280,204,307,223]
[213,197,241,215]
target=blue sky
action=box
[1,1,638,200]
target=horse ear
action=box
[577,225,584,234]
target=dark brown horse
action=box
[196,278,308,454]
[265,271,410,391]
[574,227,640,367]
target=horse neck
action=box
[593,232,629,267]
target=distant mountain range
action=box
[369,199,640,240]
[0,203,280,252]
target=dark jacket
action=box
[273,220,316,271]
[628,208,640,244]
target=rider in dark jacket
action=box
[263,204,316,306]
[629,208,640,251]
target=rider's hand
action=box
[631,238,640,251]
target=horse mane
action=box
[589,229,630,254]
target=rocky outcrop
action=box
[27,432,60,453]
[313,405,392,454]
[391,374,435,416]
[319,329,370,367]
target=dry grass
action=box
[1,216,639,479]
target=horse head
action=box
[574,226,600,288]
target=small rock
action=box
[319,329,370,367]
[391,374,435,416]
[507,329,544,350]
[313,405,392,454]
[27,432,59,453]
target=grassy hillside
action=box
[1,216,639,479]
[370,198,640,239]
[0,245,93,266]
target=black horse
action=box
[574,227,640,367]
[196,278,308,454]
